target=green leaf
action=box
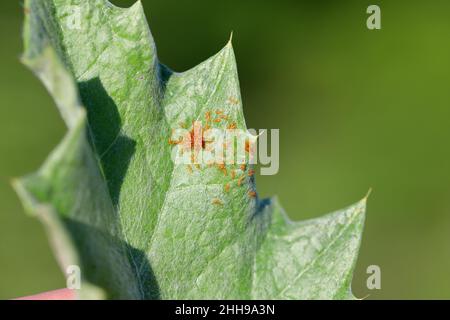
[14,0,366,299]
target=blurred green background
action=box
[1,0,450,299]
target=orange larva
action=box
[248,191,257,198]
[245,140,250,153]
[237,175,246,186]
[168,138,182,145]
[224,183,230,193]
[240,164,246,172]
[227,122,237,130]
[248,169,255,177]
[217,163,227,176]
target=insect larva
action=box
[224,183,230,193]
[240,164,246,172]
[212,198,223,205]
[227,122,237,130]
[248,191,257,198]
[248,169,255,177]
[217,163,227,176]
[168,138,182,145]
[245,140,251,153]
[237,175,245,186]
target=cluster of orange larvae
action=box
[168,105,257,205]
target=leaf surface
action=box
[15,0,366,299]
